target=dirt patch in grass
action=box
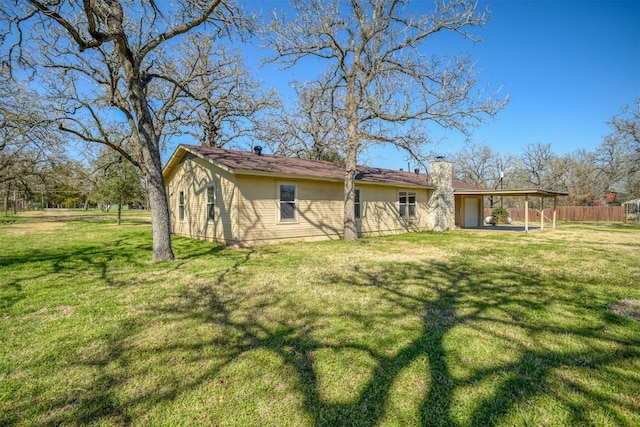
[610,299,640,322]
[3,222,66,236]
[21,306,75,321]
[337,242,453,265]
[552,226,638,245]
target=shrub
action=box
[491,206,509,224]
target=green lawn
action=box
[1,216,639,426]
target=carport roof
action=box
[454,189,568,197]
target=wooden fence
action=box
[484,206,626,222]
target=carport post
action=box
[552,196,557,229]
[524,194,529,233]
[540,197,544,231]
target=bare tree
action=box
[609,99,640,151]
[604,99,640,198]
[453,142,514,207]
[560,150,602,206]
[2,0,247,261]
[259,79,346,163]
[453,142,511,188]
[0,67,65,210]
[514,142,566,191]
[39,159,87,209]
[265,0,508,240]
[162,37,281,149]
[594,135,630,194]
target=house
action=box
[162,144,487,246]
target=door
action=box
[464,197,479,228]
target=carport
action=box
[454,189,568,233]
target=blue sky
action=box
[465,1,639,156]
[242,0,640,169]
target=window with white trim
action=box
[354,189,362,220]
[399,191,416,218]
[178,191,185,221]
[279,184,297,221]
[206,186,215,221]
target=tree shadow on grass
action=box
[9,249,640,426]
[150,257,639,426]
[170,235,226,261]
[0,229,151,269]
[0,245,257,426]
[0,241,154,318]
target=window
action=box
[206,186,215,221]
[354,189,361,220]
[399,191,416,218]
[279,184,296,221]
[178,191,185,221]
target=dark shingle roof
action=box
[452,180,486,191]
[180,144,434,188]
[168,144,483,190]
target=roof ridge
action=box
[181,143,429,177]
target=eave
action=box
[454,189,568,197]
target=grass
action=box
[1,215,639,426]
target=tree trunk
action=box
[343,122,359,241]
[132,81,174,261]
[116,41,175,261]
[146,171,175,261]
[117,196,122,225]
[343,155,358,241]
[137,116,175,261]
[343,76,360,242]
[132,90,174,261]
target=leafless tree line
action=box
[453,99,640,206]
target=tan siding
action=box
[166,155,237,245]
[235,176,344,245]
[166,154,437,246]
[358,184,432,236]
[233,178,433,245]
[235,176,276,243]
[454,195,463,227]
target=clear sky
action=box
[242,0,640,170]
[465,0,640,156]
